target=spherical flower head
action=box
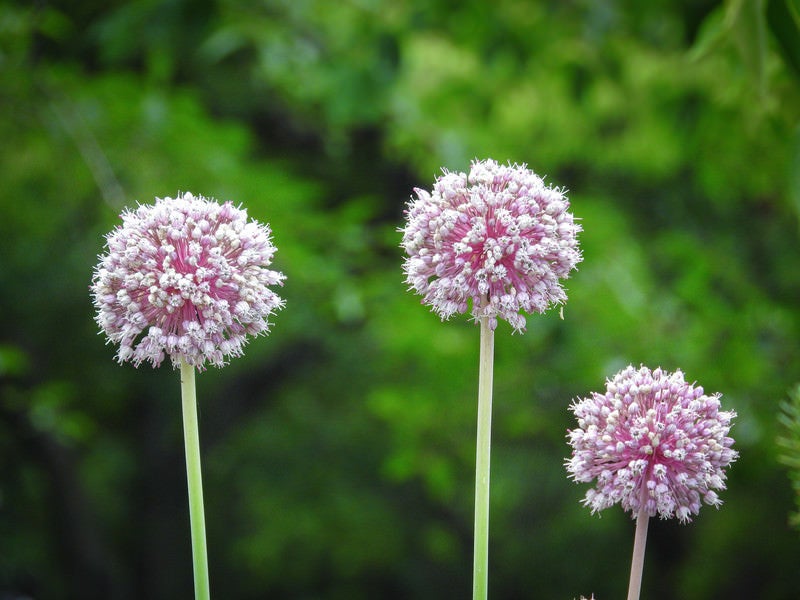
[91,192,286,369]
[400,158,582,332]
[565,365,738,523]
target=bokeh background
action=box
[2,0,800,598]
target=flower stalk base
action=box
[626,502,650,600]
[181,359,211,600]
[472,314,495,600]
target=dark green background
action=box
[2,0,800,598]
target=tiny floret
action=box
[400,158,581,332]
[565,365,738,523]
[91,192,285,369]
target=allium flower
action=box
[92,192,285,369]
[401,158,581,332]
[566,365,738,523]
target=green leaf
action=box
[729,0,769,95]
[688,5,727,62]
[767,0,800,78]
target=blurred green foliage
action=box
[778,386,800,528]
[2,0,800,598]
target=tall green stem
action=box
[180,358,211,600]
[626,491,650,600]
[472,314,495,600]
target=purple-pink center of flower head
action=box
[91,192,285,369]
[401,158,581,332]
[565,365,738,523]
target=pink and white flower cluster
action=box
[401,159,581,332]
[92,192,285,369]
[566,365,738,523]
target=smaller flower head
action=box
[401,158,581,332]
[91,192,285,369]
[565,365,738,523]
